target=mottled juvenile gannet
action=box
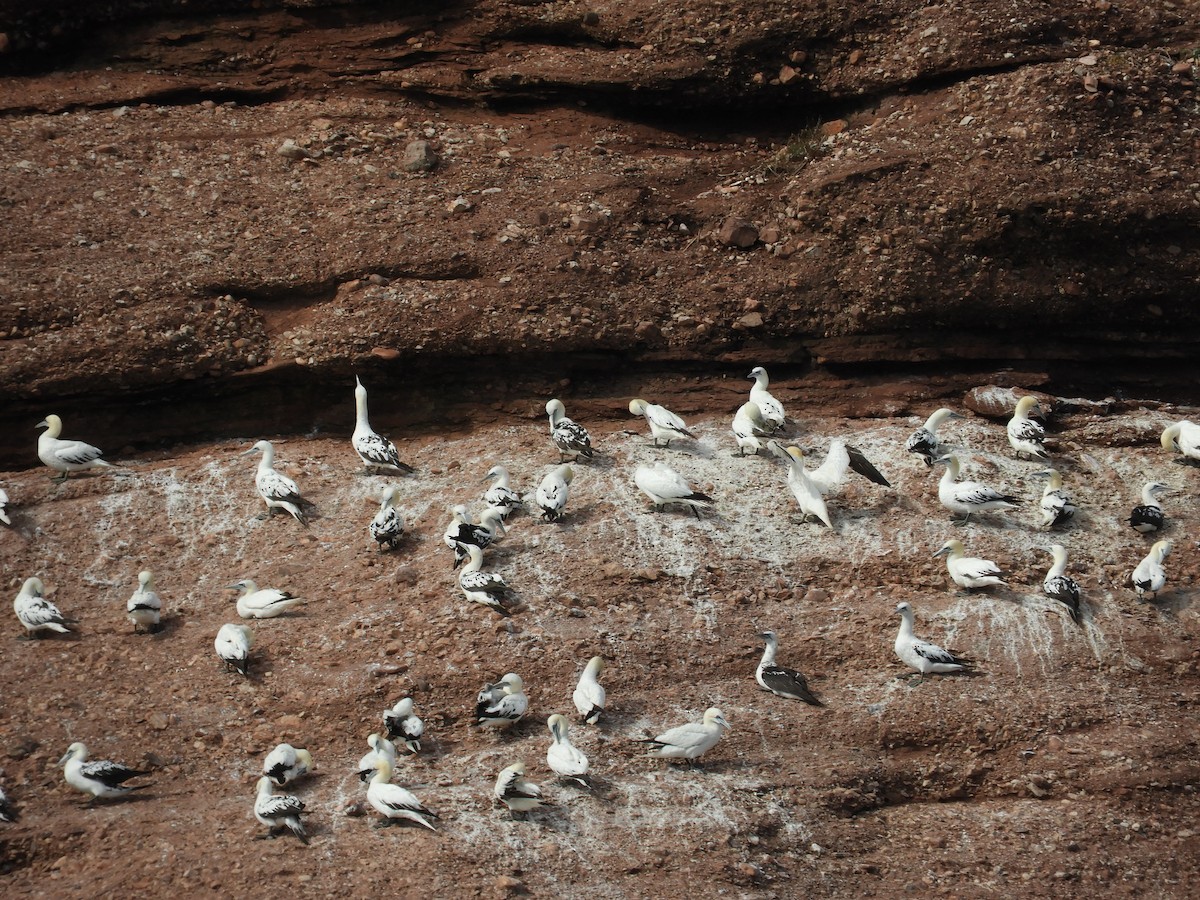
[0,486,10,525]
[383,697,424,754]
[254,775,309,844]
[546,399,594,462]
[459,544,514,617]
[36,414,114,481]
[14,576,74,638]
[572,656,606,725]
[494,760,547,816]
[475,673,528,729]
[126,570,162,634]
[229,579,303,619]
[1132,540,1170,599]
[1034,469,1075,528]
[635,707,730,761]
[214,623,255,676]
[483,465,523,518]
[756,631,822,706]
[1043,544,1082,625]
[366,758,438,830]
[629,398,695,448]
[894,602,974,676]
[769,439,890,527]
[242,440,314,526]
[1130,481,1169,534]
[0,785,16,822]
[1161,420,1200,463]
[353,376,415,475]
[357,733,398,781]
[935,455,1018,523]
[634,463,713,519]
[905,408,964,466]
[369,485,405,550]
[732,401,771,456]
[546,715,591,787]
[748,367,785,432]
[933,539,1006,591]
[59,742,151,802]
[1007,396,1050,460]
[264,743,313,786]
[535,464,574,522]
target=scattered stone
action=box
[276,139,314,160]
[718,217,758,248]
[404,140,438,172]
[821,119,847,136]
[148,712,170,731]
[778,65,799,85]
[448,196,473,213]
[634,320,662,342]
[964,385,1056,418]
[494,875,524,894]
[735,312,764,329]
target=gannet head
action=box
[484,465,509,483]
[748,366,768,385]
[1152,540,1172,562]
[628,398,649,416]
[1015,396,1041,418]
[227,579,257,594]
[933,539,964,559]
[500,673,524,692]
[547,714,569,740]
[36,414,62,434]
[895,601,913,618]
[758,630,778,646]
[1161,423,1183,451]
[1048,543,1068,564]
[137,570,153,589]
[738,401,766,426]
[390,697,414,716]
[59,742,87,766]
[241,439,271,457]
[584,656,604,676]
[558,465,575,484]
[546,399,565,420]
[703,708,730,731]
[20,576,44,598]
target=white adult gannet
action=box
[747,367,785,432]
[36,414,114,481]
[1043,544,1082,625]
[474,673,528,729]
[546,715,590,787]
[0,486,10,525]
[254,775,309,844]
[14,576,74,638]
[1007,396,1050,460]
[634,463,713,519]
[572,656,606,725]
[229,579,303,619]
[732,401,771,456]
[369,485,405,551]
[59,742,151,802]
[1161,420,1200,463]
[353,376,415,475]
[126,569,162,634]
[366,758,438,830]
[242,439,314,526]
[0,785,16,822]
[629,398,695,448]
[1035,469,1075,528]
[459,544,514,617]
[1132,540,1170,599]
[535,464,573,522]
[1130,481,1169,534]
[893,602,974,676]
[494,760,547,816]
[755,631,822,706]
[905,408,963,466]
[933,539,1006,591]
[635,707,730,761]
[383,698,424,753]
[483,465,523,518]
[263,743,313,786]
[769,440,890,527]
[357,733,398,780]
[546,399,594,462]
[214,623,255,676]
[935,455,1018,523]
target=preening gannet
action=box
[59,742,151,802]
[1132,540,1170,599]
[357,733,398,781]
[254,775,309,844]
[1035,469,1075,528]
[229,579,303,619]
[214,623,255,676]
[475,673,528,729]
[1161,420,1200,463]
[446,507,506,568]
[370,485,405,550]
[1043,544,1082,625]
[14,576,74,638]
[494,760,548,816]
[629,398,695,448]
[126,569,162,634]
[546,399,594,462]
[893,602,975,676]
[905,408,963,466]
[353,376,414,475]
[732,401,771,457]
[1007,396,1050,460]
[365,758,438,830]
[572,656,606,725]
[747,367,785,432]
[546,715,591,787]
[263,743,313,786]
[635,707,730,761]
[535,464,573,522]
[933,539,1006,591]
[383,697,424,754]
[459,544,514,616]
[769,439,890,527]
[756,631,822,706]
[483,465,523,518]
[1130,481,1169,534]
[36,414,114,481]
[242,440,314,526]
[935,455,1018,523]
[634,463,713,519]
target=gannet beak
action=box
[36,419,49,429]
[932,546,950,558]
[239,446,258,456]
[57,750,71,766]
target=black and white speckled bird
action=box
[755,631,822,706]
[893,602,975,677]
[474,673,528,729]
[242,439,315,527]
[483,465,523,518]
[254,776,309,844]
[0,785,17,823]
[1043,544,1082,625]
[369,485,405,550]
[59,742,151,803]
[905,408,964,466]
[748,367,786,432]
[546,398,594,462]
[459,544,514,616]
[447,507,506,568]
[263,743,313,786]
[0,485,10,526]
[14,576,75,638]
[629,398,695,448]
[1035,469,1075,528]
[1007,396,1050,460]
[1130,481,1169,534]
[353,376,414,475]
[383,697,424,753]
[1132,540,1171,599]
[126,569,163,634]
[535,464,574,522]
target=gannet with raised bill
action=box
[14,576,74,638]
[0,785,16,822]
[475,673,528,729]
[634,463,713,519]
[59,742,151,802]
[357,733,398,781]
[494,760,547,816]
[446,507,507,568]
[629,398,695,448]
[756,631,822,706]
[1043,544,1082,625]
[242,439,314,526]
[935,454,1018,523]
[0,486,10,525]
[535,464,573,522]
[383,697,424,753]
[748,367,785,432]
[1007,396,1050,460]
[732,401,771,457]
[369,485,405,550]
[353,376,414,475]
[1161,420,1200,463]
[459,544,514,617]
[635,707,730,761]
[36,414,114,481]
[483,465,523,518]
[254,775,309,844]
[126,569,162,634]
[214,623,255,676]
[546,715,591,787]
[905,408,964,466]
[546,399,594,462]
[572,656,606,725]
[1132,540,1170,599]
[229,579,303,619]
[1130,481,1169,534]
[894,602,975,676]
[365,758,438,830]
[1035,468,1075,528]
[933,539,1006,591]
[769,439,890,528]
[264,743,313,786]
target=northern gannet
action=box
[459,544,514,617]
[546,715,590,787]
[254,776,309,844]
[893,602,975,676]
[1161,420,1200,463]
[1132,540,1170,599]
[1034,469,1075,528]
[933,539,1006,591]
[229,579,303,619]
[572,656,606,725]
[263,743,313,786]
[383,698,424,753]
[635,707,730,761]
[483,465,523,518]
[357,733,398,781]
[214,623,255,676]
[535,464,573,522]
[59,742,151,802]
[628,398,695,448]
[242,440,314,526]
[935,455,1018,523]
[353,376,415,475]
[36,414,114,481]
[126,569,162,634]
[755,631,822,706]
[1043,544,1082,625]
[748,367,785,432]
[475,673,528,729]
[732,401,770,457]
[0,785,16,822]
[365,758,438,830]
[0,486,10,525]
[446,507,506,568]
[494,760,547,816]
[1130,481,1169,534]
[546,399,594,462]
[634,463,714,519]
[905,408,963,466]
[14,576,74,638]
[1007,396,1050,460]
[369,485,405,550]
[769,439,890,528]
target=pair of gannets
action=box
[475,673,528,729]
[353,376,415,475]
[934,539,1006,591]
[536,464,574,522]
[215,623,255,675]
[254,776,309,844]
[243,440,315,526]
[37,414,114,481]
[756,631,822,706]
[1043,544,1082,625]
[370,486,405,550]
[483,465,523,518]
[14,576,75,637]
[229,579,303,619]
[634,463,713,518]
[1161,420,1200,462]
[905,408,964,466]
[893,602,976,676]
[1132,540,1171,599]
[547,399,594,462]
[935,455,1018,523]
[634,707,731,761]
[444,504,506,568]
[1008,396,1050,459]
[768,439,890,527]
[357,733,398,780]
[383,697,424,753]
[365,758,438,830]
[572,657,606,725]
[127,570,163,634]
[60,742,151,803]
[1130,481,1169,534]
[628,398,695,448]
[264,743,313,786]
[1035,469,1075,528]
[459,544,515,616]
